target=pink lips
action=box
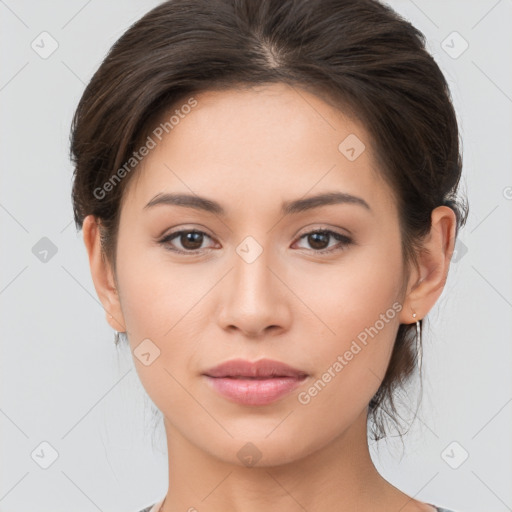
[202,358,308,406]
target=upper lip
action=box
[203,358,308,379]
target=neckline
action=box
[150,497,443,512]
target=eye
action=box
[158,229,216,253]
[293,229,352,254]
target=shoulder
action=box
[136,497,164,512]
[136,502,459,512]
[418,502,459,512]
[137,504,158,512]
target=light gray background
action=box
[1,1,511,511]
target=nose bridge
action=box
[232,235,277,306]
[217,234,289,335]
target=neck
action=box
[159,409,417,512]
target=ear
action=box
[399,206,457,325]
[82,215,126,332]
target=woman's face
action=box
[112,82,412,465]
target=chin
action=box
[201,427,325,469]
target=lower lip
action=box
[204,375,306,405]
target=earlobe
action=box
[82,215,126,332]
[399,206,457,324]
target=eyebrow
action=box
[144,191,371,216]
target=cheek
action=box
[115,240,203,338]
[114,247,206,414]
[292,239,404,406]
[113,235,213,382]
[293,236,403,342]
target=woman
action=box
[69,0,468,510]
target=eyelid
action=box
[157,223,214,239]
[294,223,352,238]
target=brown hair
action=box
[70,0,469,440]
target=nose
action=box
[216,244,292,339]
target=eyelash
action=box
[158,228,353,255]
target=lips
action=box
[202,358,308,406]
[203,358,308,379]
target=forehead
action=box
[122,83,397,219]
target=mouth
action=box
[202,358,309,405]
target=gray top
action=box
[138,504,457,512]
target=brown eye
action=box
[159,230,214,253]
[307,232,330,250]
[295,230,352,254]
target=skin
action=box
[83,82,456,512]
